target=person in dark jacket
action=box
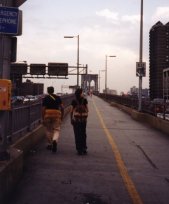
[70,88,88,155]
[42,86,64,152]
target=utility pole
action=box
[77,35,79,87]
[0,0,26,160]
[136,0,146,112]
[0,0,13,161]
[64,35,80,88]
[0,0,13,79]
[105,55,116,95]
[138,0,143,111]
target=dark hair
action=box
[47,86,54,94]
[75,88,83,100]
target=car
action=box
[56,93,63,96]
[11,96,17,104]
[23,95,38,103]
[152,98,165,104]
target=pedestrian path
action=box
[6,96,169,204]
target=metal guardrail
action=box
[7,102,42,142]
[0,94,75,160]
[9,93,75,141]
[98,93,169,121]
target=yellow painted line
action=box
[92,100,143,204]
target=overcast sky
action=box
[18,0,169,94]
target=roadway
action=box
[6,95,169,204]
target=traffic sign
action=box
[48,63,68,76]
[11,63,28,75]
[14,0,27,7]
[0,6,19,35]
[136,62,146,77]
[30,64,46,75]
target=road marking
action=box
[93,100,143,204]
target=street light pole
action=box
[99,70,101,92]
[105,55,108,94]
[138,0,143,111]
[64,35,80,88]
[77,35,79,87]
[105,55,116,94]
[99,69,106,93]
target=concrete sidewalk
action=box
[4,97,131,204]
[1,96,169,204]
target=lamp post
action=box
[64,35,80,88]
[99,70,106,93]
[138,0,143,111]
[99,70,101,92]
[105,55,116,94]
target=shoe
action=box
[77,151,83,155]
[52,140,57,152]
[83,150,87,155]
[46,144,52,150]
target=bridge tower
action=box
[81,74,98,93]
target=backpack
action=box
[73,98,88,121]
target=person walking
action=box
[42,86,64,152]
[70,88,88,155]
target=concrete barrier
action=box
[0,148,23,204]
[0,125,45,204]
[110,102,169,136]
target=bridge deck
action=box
[6,96,169,204]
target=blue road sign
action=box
[0,6,19,35]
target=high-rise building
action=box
[163,68,169,100]
[149,21,169,100]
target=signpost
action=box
[0,6,19,35]
[0,0,27,161]
[136,62,146,77]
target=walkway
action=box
[6,96,169,204]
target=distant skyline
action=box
[18,0,169,94]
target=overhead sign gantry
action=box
[10,62,88,79]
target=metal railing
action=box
[0,94,75,160]
[98,93,169,121]
[7,102,42,142]
[9,94,74,141]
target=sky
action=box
[18,0,169,94]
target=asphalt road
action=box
[6,95,169,204]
